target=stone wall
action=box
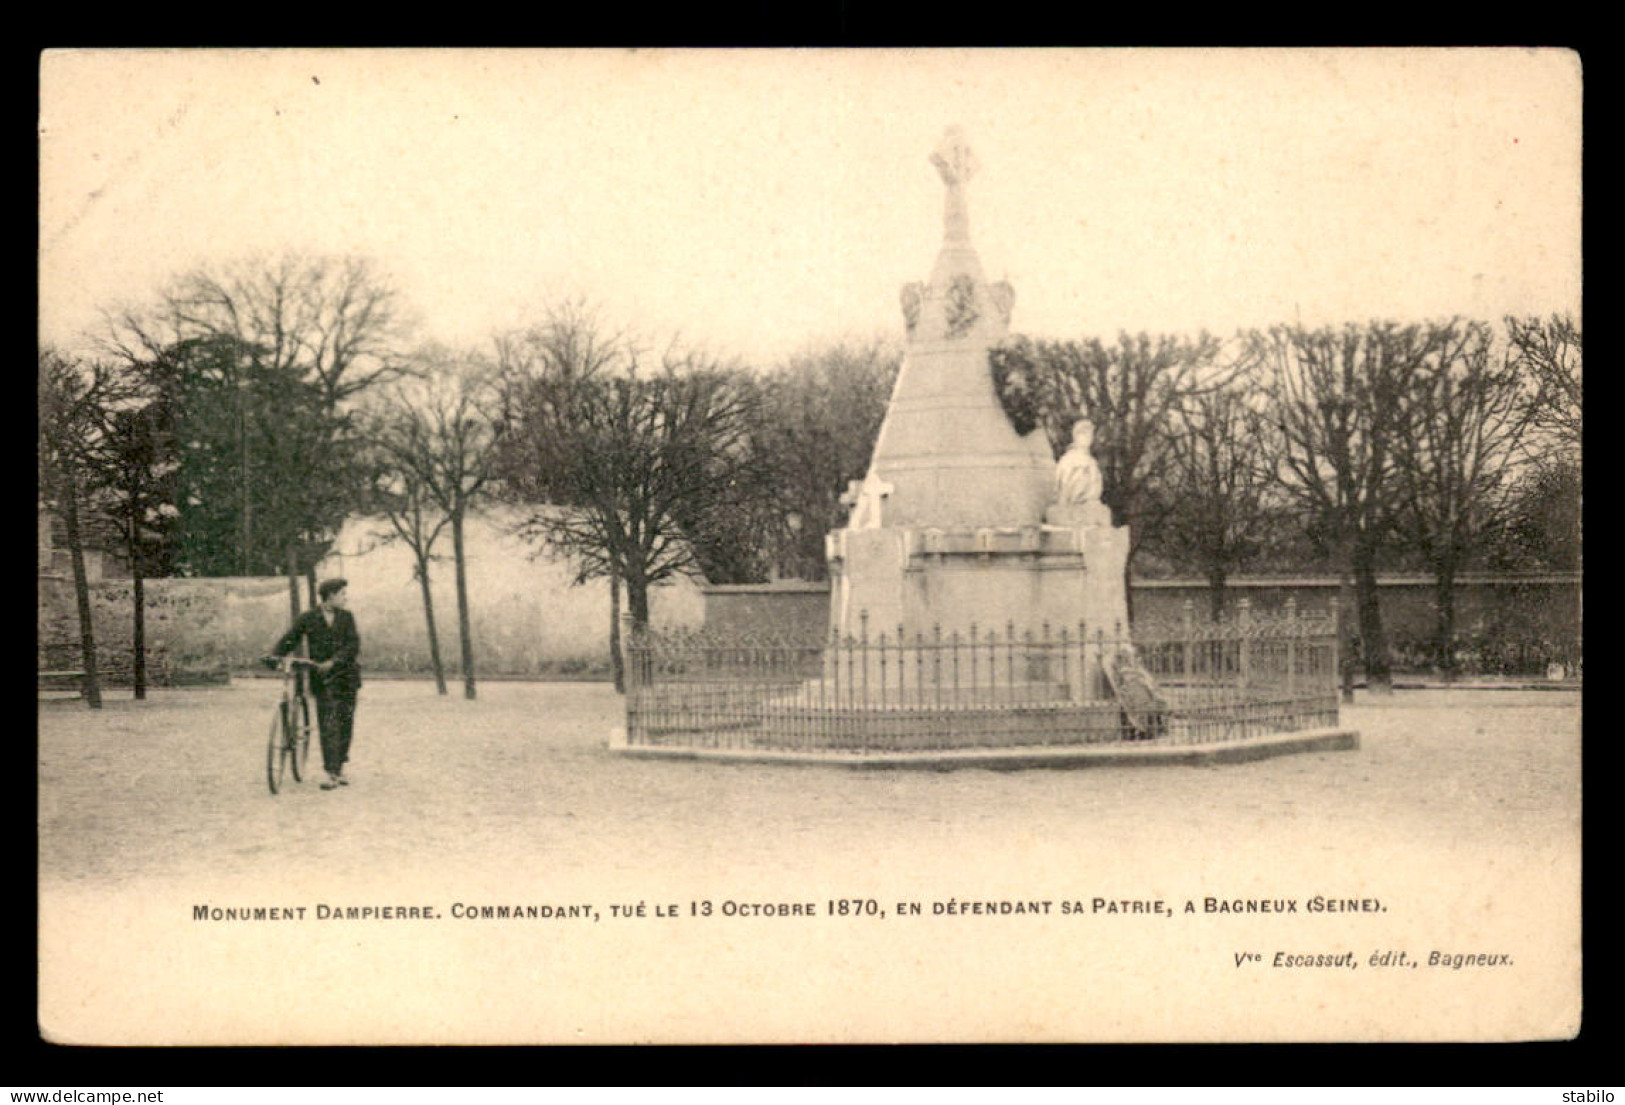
[38,509,706,679]
[41,511,1577,679]
[700,582,833,637]
[691,574,1582,669]
[37,573,287,682]
[1131,575,1580,641]
[1134,575,1581,673]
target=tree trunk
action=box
[1336,534,1356,703]
[286,544,302,621]
[417,558,448,696]
[1206,566,1227,623]
[1121,557,1135,626]
[129,519,147,700]
[305,563,318,610]
[1434,558,1458,683]
[61,471,103,709]
[238,379,252,575]
[1352,535,1392,694]
[609,569,625,694]
[626,573,651,630]
[452,511,476,700]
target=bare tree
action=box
[1505,312,1582,671]
[83,395,179,699]
[494,307,758,691]
[1250,322,1435,693]
[1391,320,1525,678]
[1506,313,1581,466]
[369,350,502,700]
[493,305,632,690]
[732,337,900,582]
[39,349,126,709]
[990,331,1226,617]
[1160,376,1274,620]
[102,254,411,608]
[148,253,413,406]
[365,403,454,696]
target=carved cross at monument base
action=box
[841,473,895,531]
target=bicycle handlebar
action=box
[260,655,322,670]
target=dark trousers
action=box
[314,681,359,775]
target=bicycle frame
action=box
[267,643,318,795]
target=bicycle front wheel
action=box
[289,694,313,782]
[267,703,289,795]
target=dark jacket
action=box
[274,608,362,691]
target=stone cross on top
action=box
[930,125,980,244]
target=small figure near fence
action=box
[1106,645,1167,740]
[271,578,362,791]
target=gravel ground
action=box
[37,680,1582,1044]
[39,680,1579,890]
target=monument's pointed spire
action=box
[848,124,1050,536]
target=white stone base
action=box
[827,520,1132,646]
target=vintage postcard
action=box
[38,47,1581,1044]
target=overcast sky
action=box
[40,48,1581,367]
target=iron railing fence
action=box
[624,601,1340,755]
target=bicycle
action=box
[261,653,318,795]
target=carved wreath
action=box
[944,274,979,338]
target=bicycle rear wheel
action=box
[289,693,313,782]
[267,702,290,795]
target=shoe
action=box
[320,775,341,790]
[335,773,350,786]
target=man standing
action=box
[272,578,362,791]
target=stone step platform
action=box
[610,726,1360,769]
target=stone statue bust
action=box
[1055,420,1104,507]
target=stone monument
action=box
[825,127,1132,689]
